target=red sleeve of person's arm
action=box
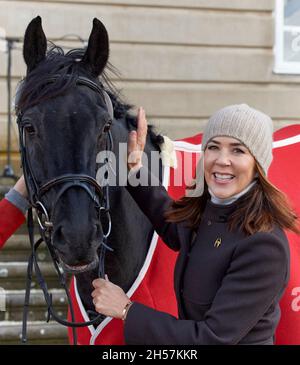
[0,198,25,249]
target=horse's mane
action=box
[16,44,163,149]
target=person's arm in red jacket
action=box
[0,176,29,249]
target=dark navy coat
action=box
[124,168,290,345]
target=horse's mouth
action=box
[60,258,99,274]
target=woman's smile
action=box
[212,172,235,184]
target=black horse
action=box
[17,16,163,329]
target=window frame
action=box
[274,0,300,74]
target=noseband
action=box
[17,76,115,344]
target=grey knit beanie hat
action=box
[188,104,273,197]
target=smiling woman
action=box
[92,103,300,345]
[165,104,299,236]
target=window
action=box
[274,0,300,74]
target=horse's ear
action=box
[82,18,109,77]
[23,16,47,73]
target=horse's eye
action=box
[24,124,36,136]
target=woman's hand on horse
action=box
[92,277,130,319]
[127,107,147,171]
[13,175,28,199]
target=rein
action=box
[17,76,115,344]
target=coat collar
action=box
[202,200,238,223]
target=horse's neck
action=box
[105,120,163,286]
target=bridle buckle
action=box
[35,200,53,232]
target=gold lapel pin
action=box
[214,238,222,248]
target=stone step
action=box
[0,182,13,197]
[1,234,37,250]
[0,235,51,262]
[0,262,71,290]
[0,320,69,344]
[0,289,68,322]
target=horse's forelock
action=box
[16,46,89,113]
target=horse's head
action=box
[18,16,113,273]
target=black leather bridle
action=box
[17,76,115,344]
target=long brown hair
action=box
[165,162,300,235]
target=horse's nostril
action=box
[53,222,101,246]
[53,225,65,245]
[53,226,74,247]
[92,223,102,240]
